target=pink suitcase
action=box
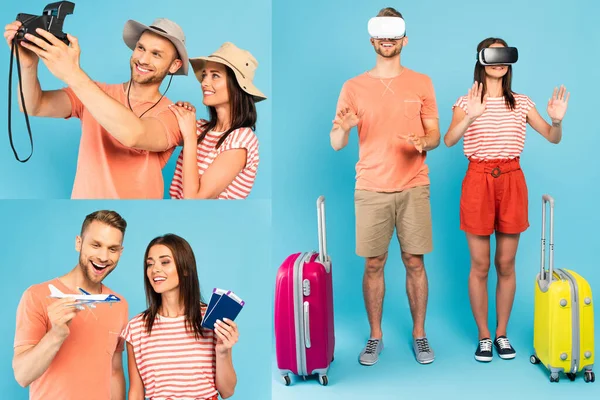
[274,195,335,386]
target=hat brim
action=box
[189,56,267,102]
[123,20,188,76]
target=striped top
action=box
[453,94,535,160]
[169,120,259,199]
[121,308,218,400]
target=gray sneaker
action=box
[413,337,434,364]
[358,338,383,366]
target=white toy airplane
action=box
[48,284,120,310]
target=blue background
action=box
[0,200,272,399]
[0,0,271,199]
[272,0,600,399]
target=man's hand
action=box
[333,107,359,132]
[20,29,82,85]
[4,21,38,68]
[400,132,427,153]
[47,298,81,341]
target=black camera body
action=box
[16,1,75,46]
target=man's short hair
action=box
[377,7,403,18]
[80,210,127,237]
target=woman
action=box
[444,38,569,363]
[121,234,239,399]
[168,42,266,199]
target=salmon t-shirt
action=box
[63,82,182,199]
[14,278,129,400]
[335,69,438,192]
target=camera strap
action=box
[8,39,34,162]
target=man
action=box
[13,210,129,400]
[3,17,188,198]
[330,7,441,366]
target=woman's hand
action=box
[215,319,239,356]
[547,85,570,123]
[466,81,487,121]
[169,101,197,140]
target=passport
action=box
[201,288,245,329]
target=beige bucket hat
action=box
[122,18,189,75]
[189,42,266,102]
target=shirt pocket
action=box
[403,99,422,120]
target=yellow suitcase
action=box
[531,195,595,383]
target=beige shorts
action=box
[354,185,433,258]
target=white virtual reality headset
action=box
[478,47,519,65]
[368,16,406,40]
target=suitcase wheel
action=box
[566,373,576,382]
[318,374,329,386]
[529,355,540,365]
[282,375,291,386]
[550,372,560,383]
[584,371,595,383]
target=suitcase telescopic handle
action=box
[316,196,329,270]
[541,195,555,284]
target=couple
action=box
[331,7,569,366]
[4,17,265,199]
[13,210,239,400]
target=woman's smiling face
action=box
[201,61,230,108]
[146,244,180,295]
[484,43,509,79]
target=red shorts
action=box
[460,158,529,236]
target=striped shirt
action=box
[453,94,535,160]
[169,120,259,199]
[121,309,218,400]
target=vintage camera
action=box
[16,1,75,46]
[8,2,75,163]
